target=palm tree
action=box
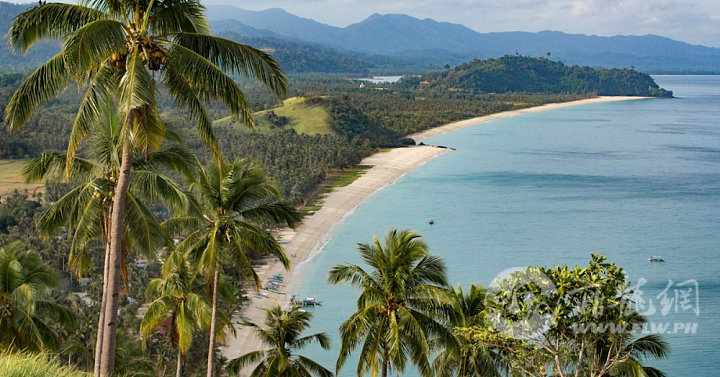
[112,329,157,377]
[165,158,300,377]
[0,241,74,351]
[328,228,449,377]
[140,251,232,377]
[430,284,502,377]
[23,99,195,376]
[227,304,333,377]
[6,2,287,374]
[602,315,669,377]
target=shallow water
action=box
[296,75,720,376]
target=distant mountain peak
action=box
[202,4,720,73]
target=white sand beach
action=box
[220,95,648,366]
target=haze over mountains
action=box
[1,2,720,74]
[205,5,720,74]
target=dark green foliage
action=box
[191,129,370,202]
[0,190,43,233]
[404,56,672,97]
[306,95,402,146]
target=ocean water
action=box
[296,75,720,376]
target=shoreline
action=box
[409,96,649,141]
[220,95,649,362]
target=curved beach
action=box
[220,95,647,363]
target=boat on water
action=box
[289,295,321,307]
[648,256,665,262]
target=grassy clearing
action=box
[214,96,332,135]
[301,165,372,217]
[0,159,43,197]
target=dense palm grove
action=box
[0,1,671,377]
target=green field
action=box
[0,159,43,197]
[214,96,332,135]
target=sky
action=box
[202,0,720,47]
[12,0,720,47]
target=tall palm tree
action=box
[6,2,287,374]
[23,99,195,376]
[328,229,449,377]
[430,284,502,377]
[165,158,300,377]
[0,241,74,351]
[141,251,232,377]
[226,304,333,377]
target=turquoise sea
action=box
[296,75,720,376]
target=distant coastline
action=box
[410,96,650,141]
[220,95,651,363]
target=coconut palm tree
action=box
[23,99,195,375]
[430,284,502,377]
[605,334,668,377]
[6,1,286,374]
[226,304,333,377]
[165,158,300,377]
[141,251,233,377]
[328,228,449,377]
[601,315,669,377]
[0,241,74,351]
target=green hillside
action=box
[213,96,332,135]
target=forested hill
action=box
[400,56,673,97]
[0,2,59,73]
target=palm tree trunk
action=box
[94,240,111,376]
[206,270,220,377]
[176,349,183,377]
[382,350,388,377]
[99,144,133,377]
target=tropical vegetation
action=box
[328,228,449,377]
[0,241,74,351]
[4,0,287,373]
[165,157,300,376]
[0,1,674,376]
[227,304,333,377]
[467,254,669,377]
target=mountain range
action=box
[206,5,720,74]
[1,2,719,74]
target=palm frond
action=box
[296,355,334,377]
[174,33,287,96]
[149,0,209,35]
[7,3,105,53]
[161,63,218,157]
[117,47,156,115]
[123,192,170,255]
[227,350,265,375]
[165,43,254,128]
[130,169,189,214]
[22,153,97,183]
[67,64,123,168]
[4,52,69,131]
[63,19,128,77]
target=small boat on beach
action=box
[648,256,665,262]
